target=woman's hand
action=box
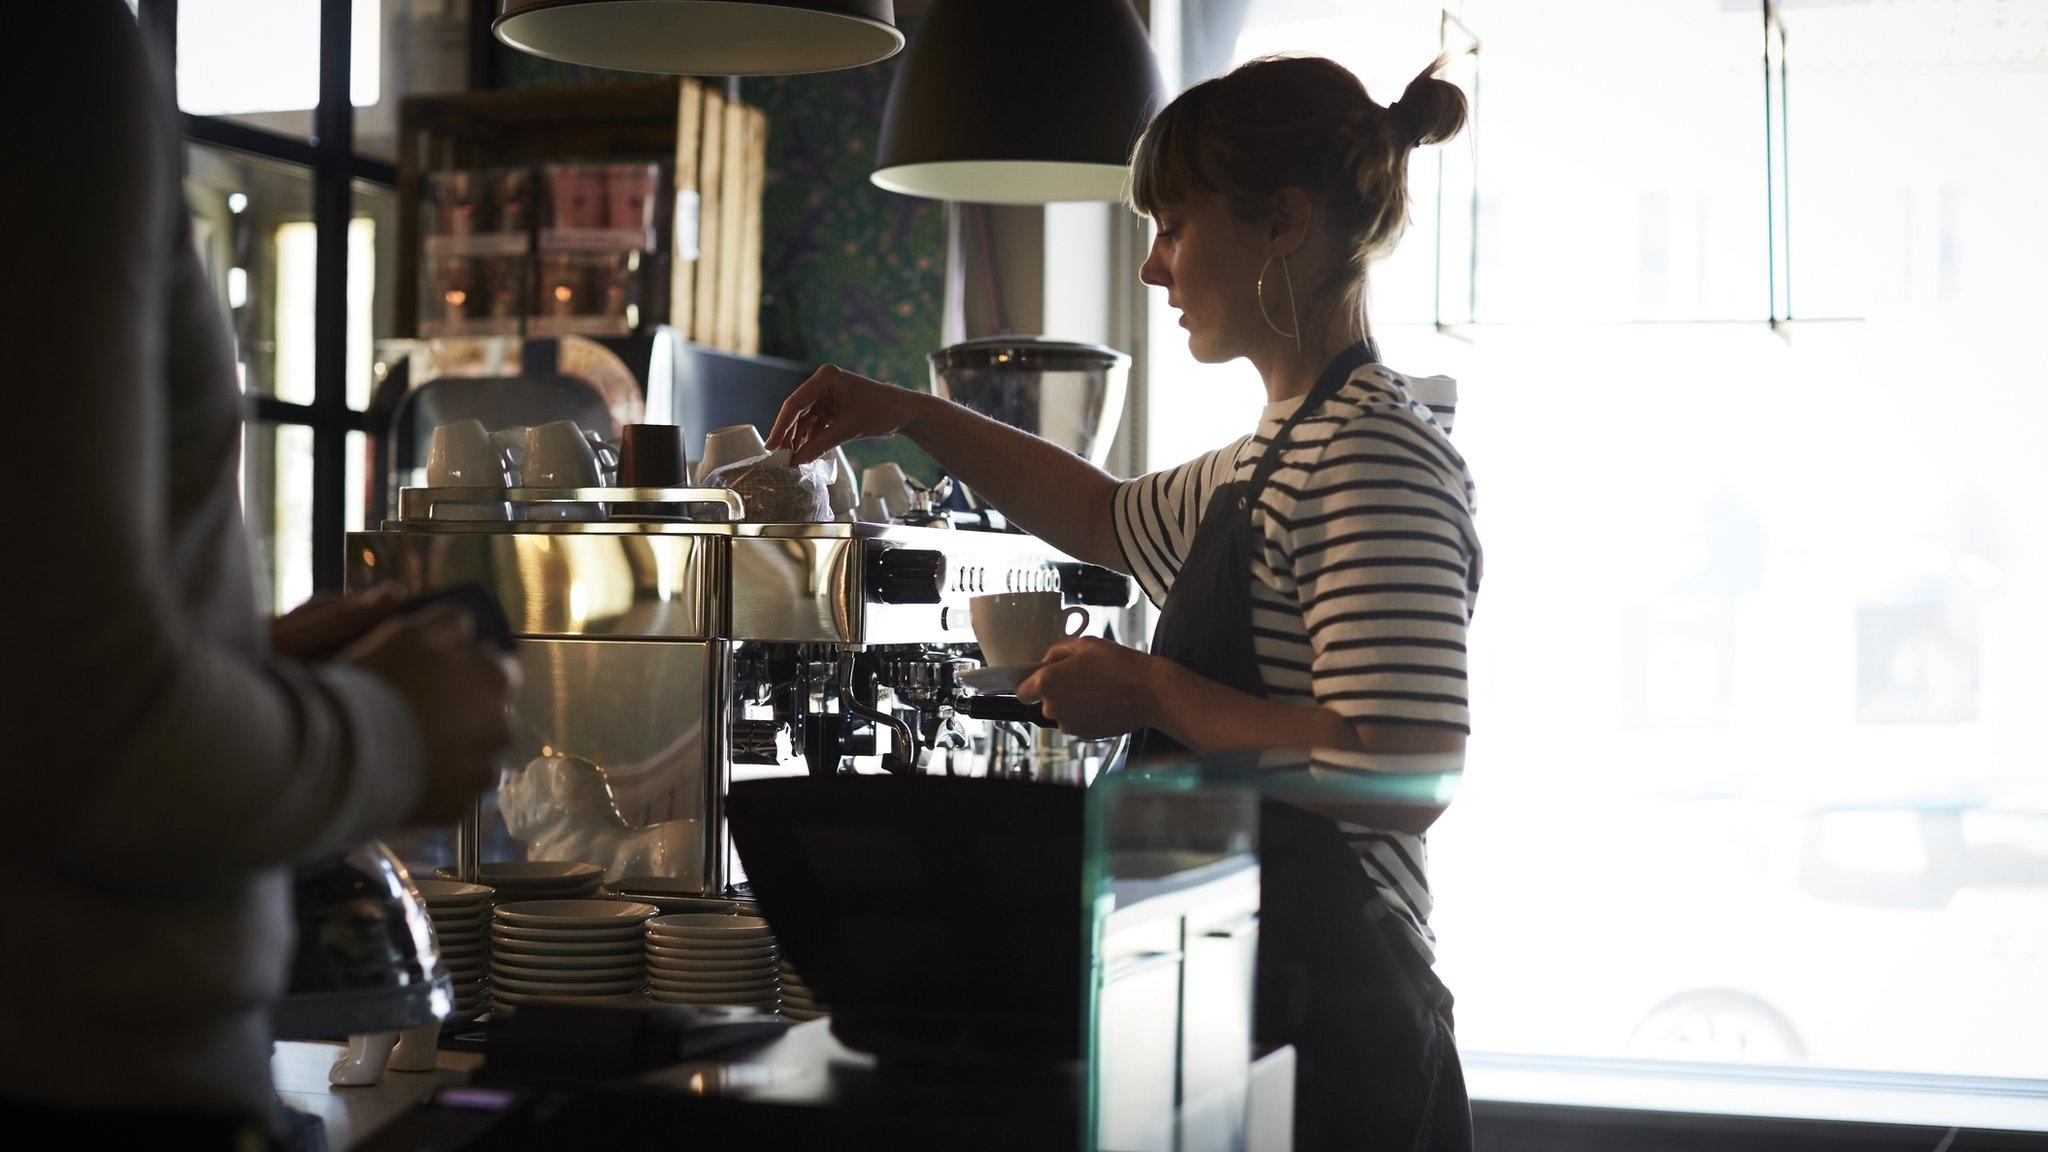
[271,585,406,661]
[764,364,928,466]
[1013,637,1165,740]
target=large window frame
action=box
[1136,0,2048,1140]
[137,0,492,594]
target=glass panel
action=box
[1458,0,1768,322]
[178,1,317,140]
[347,429,370,533]
[1363,310,2048,1085]
[352,180,396,410]
[353,0,472,161]
[1084,752,1455,1149]
[1782,1,2048,319]
[184,145,317,401]
[242,421,315,616]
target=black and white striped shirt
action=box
[1113,363,1480,953]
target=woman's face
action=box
[1139,189,1275,365]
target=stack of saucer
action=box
[414,880,494,1020]
[644,914,779,1011]
[778,960,826,1022]
[489,900,656,1008]
[441,861,604,903]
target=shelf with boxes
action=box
[399,81,766,353]
[418,161,664,340]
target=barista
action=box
[768,54,1479,1152]
[3,5,518,1143]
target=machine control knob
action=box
[868,548,947,604]
[1054,562,1138,608]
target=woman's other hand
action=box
[1013,637,1164,740]
[765,364,928,466]
[271,585,406,661]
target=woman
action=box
[768,54,1477,1150]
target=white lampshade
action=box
[494,0,904,76]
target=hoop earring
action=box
[1256,252,1303,352]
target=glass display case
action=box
[1083,749,1460,1152]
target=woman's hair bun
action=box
[1387,56,1468,148]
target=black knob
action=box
[1054,562,1137,608]
[868,548,947,604]
[962,695,1053,728]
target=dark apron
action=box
[1130,341,1472,1152]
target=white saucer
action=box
[956,665,1038,695]
[649,989,776,1007]
[493,974,645,996]
[491,934,644,955]
[492,961,643,983]
[495,900,658,928]
[460,862,604,885]
[493,988,644,1006]
[491,918,643,938]
[648,974,778,994]
[647,951,774,967]
[414,880,494,903]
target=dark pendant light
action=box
[872,0,1166,204]
[494,0,904,76]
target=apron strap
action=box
[1245,340,1379,502]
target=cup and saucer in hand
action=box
[962,593,1090,696]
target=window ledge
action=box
[1465,1052,2048,1134]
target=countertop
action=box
[272,1042,481,1150]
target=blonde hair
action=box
[1128,54,1468,338]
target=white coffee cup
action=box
[860,462,914,515]
[427,419,510,521]
[696,424,767,484]
[855,492,894,524]
[969,592,1090,669]
[522,420,605,520]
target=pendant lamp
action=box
[494,0,904,76]
[872,0,1166,204]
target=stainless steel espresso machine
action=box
[346,486,1134,900]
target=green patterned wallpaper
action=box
[501,32,946,483]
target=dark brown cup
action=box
[618,424,689,488]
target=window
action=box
[151,0,470,607]
[1148,0,2048,1116]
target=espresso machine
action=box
[346,486,1133,899]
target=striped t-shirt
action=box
[1113,362,1480,953]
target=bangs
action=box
[1125,89,1209,217]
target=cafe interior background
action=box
[153,0,2045,1145]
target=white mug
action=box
[860,462,914,515]
[427,419,510,521]
[522,420,605,520]
[855,492,894,524]
[969,592,1089,669]
[696,424,767,485]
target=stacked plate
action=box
[489,900,657,1008]
[644,914,779,1011]
[779,959,827,1022]
[440,861,604,902]
[414,880,494,1020]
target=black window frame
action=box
[138,0,460,594]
